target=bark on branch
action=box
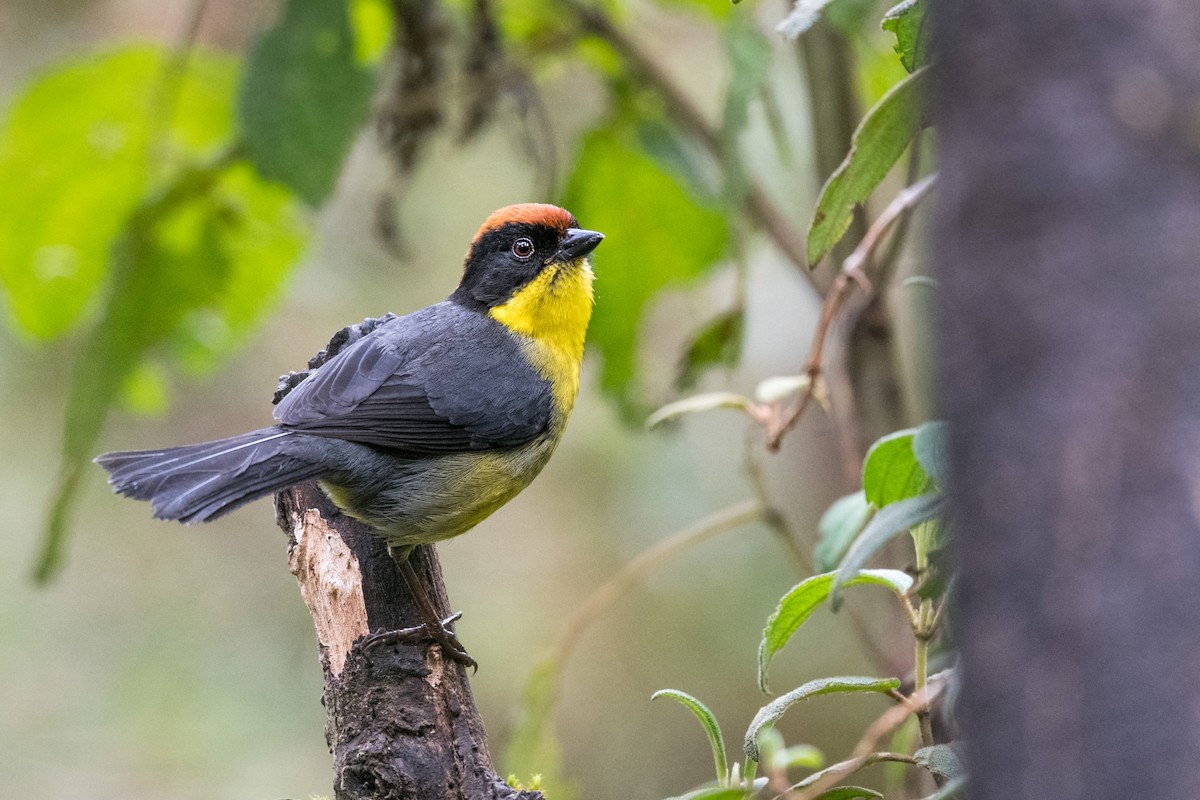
[275,484,540,800]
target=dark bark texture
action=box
[934,2,1200,799]
[276,484,540,800]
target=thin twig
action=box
[764,173,939,451]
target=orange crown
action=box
[472,203,577,244]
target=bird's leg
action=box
[362,545,477,670]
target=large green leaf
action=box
[830,492,946,611]
[652,689,729,784]
[0,48,233,339]
[563,126,728,411]
[744,676,900,761]
[814,490,874,572]
[862,427,929,507]
[882,0,929,73]
[37,155,308,580]
[758,569,912,692]
[806,67,927,267]
[239,0,374,205]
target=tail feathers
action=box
[96,428,325,523]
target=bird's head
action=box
[451,204,603,358]
[452,203,603,310]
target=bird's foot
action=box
[363,611,477,671]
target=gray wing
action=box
[273,302,553,455]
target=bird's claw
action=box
[362,612,477,672]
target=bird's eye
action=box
[512,237,535,260]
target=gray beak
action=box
[555,228,604,262]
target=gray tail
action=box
[95,427,325,524]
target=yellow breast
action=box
[487,258,595,413]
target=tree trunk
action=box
[275,484,540,800]
[934,1,1200,798]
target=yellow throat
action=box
[488,258,595,412]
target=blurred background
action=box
[0,0,931,798]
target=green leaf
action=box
[814,490,874,572]
[745,676,901,761]
[659,0,736,20]
[882,0,929,73]
[814,787,884,800]
[676,309,744,391]
[806,67,927,267]
[758,569,911,692]
[169,161,308,373]
[646,392,754,429]
[775,744,825,771]
[239,0,374,205]
[0,47,233,339]
[830,493,946,611]
[563,125,728,412]
[912,420,948,488]
[348,0,394,66]
[652,689,729,784]
[914,744,966,780]
[862,428,928,507]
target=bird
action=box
[96,203,604,667]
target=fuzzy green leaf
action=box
[862,428,929,507]
[830,493,946,611]
[914,744,966,780]
[882,0,929,73]
[239,0,374,205]
[0,47,233,339]
[36,155,308,581]
[814,787,884,800]
[806,67,927,267]
[758,569,912,692]
[745,676,901,761]
[912,420,948,488]
[653,689,729,784]
[563,125,729,413]
[814,490,874,572]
